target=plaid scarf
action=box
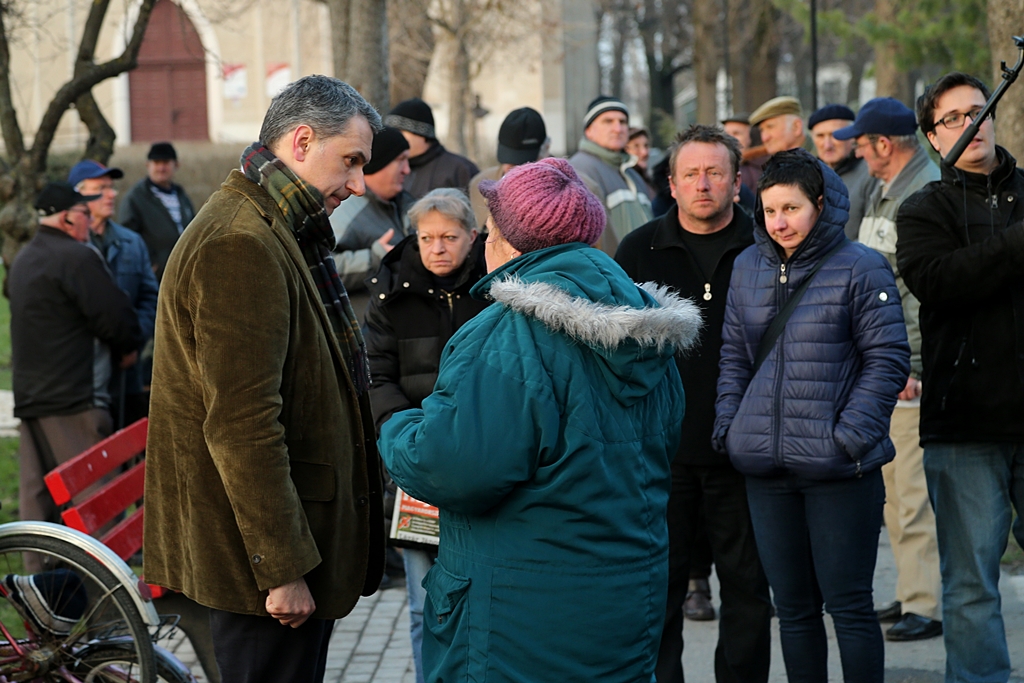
[240,143,371,395]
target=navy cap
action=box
[833,98,918,140]
[34,182,100,216]
[67,160,123,188]
[808,104,855,130]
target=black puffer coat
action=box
[364,235,490,431]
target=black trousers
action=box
[209,609,334,683]
[656,464,772,683]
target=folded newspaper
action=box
[390,489,440,546]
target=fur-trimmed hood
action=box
[471,242,702,404]
[488,278,701,353]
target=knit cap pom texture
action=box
[480,158,606,254]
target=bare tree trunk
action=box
[75,92,116,162]
[988,0,1024,161]
[845,42,872,106]
[692,0,719,124]
[346,0,390,110]
[74,0,117,162]
[747,0,779,109]
[728,0,749,114]
[873,0,911,104]
[388,0,435,105]
[610,7,628,100]
[326,0,351,80]
[448,37,471,155]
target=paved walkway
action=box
[4,391,1016,682]
[158,531,1024,682]
[158,587,417,683]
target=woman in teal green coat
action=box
[379,158,700,682]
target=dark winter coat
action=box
[9,227,142,419]
[895,146,1024,445]
[616,207,755,467]
[404,143,479,199]
[119,178,195,282]
[379,243,700,682]
[714,161,910,480]
[92,220,160,396]
[364,236,490,430]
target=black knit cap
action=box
[808,104,856,130]
[385,98,436,140]
[34,181,100,216]
[583,96,629,129]
[497,108,547,165]
[147,142,177,161]
[364,127,411,175]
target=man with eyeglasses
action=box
[8,182,141,561]
[896,72,1024,682]
[69,161,158,428]
[833,97,942,643]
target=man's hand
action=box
[377,228,396,253]
[266,577,316,628]
[898,376,922,401]
[120,351,139,369]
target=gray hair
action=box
[866,133,920,152]
[408,188,476,233]
[259,75,383,149]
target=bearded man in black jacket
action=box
[615,125,772,683]
[896,72,1024,683]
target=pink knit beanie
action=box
[478,157,606,253]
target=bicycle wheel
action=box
[0,532,155,683]
[73,642,193,683]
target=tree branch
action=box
[75,90,116,163]
[0,4,26,161]
[76,0,111,66]
[30,0,157,172]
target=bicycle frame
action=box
[0,521,160,627]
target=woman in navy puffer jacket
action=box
[714,149,910,683]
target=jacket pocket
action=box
[289,461,336,502]
[422,562,471,682]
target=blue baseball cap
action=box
[833,98,918,140]
[67,160,124,188]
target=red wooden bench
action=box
[44,418,152,577]
[42,418,220,683]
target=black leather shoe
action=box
[885,613,942,641]
[683,578,716,621]
[876,600,902,622]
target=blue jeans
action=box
[403,548,437,683]
[923,442,1024,683]
[746,470,885,683]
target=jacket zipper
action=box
[771,262,787,468]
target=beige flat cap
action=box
[749,96,803,127]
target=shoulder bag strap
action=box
[751,240,847,376]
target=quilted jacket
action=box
[713,161,910,480]
[379,243,699,682]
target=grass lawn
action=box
[0,437,17,525]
